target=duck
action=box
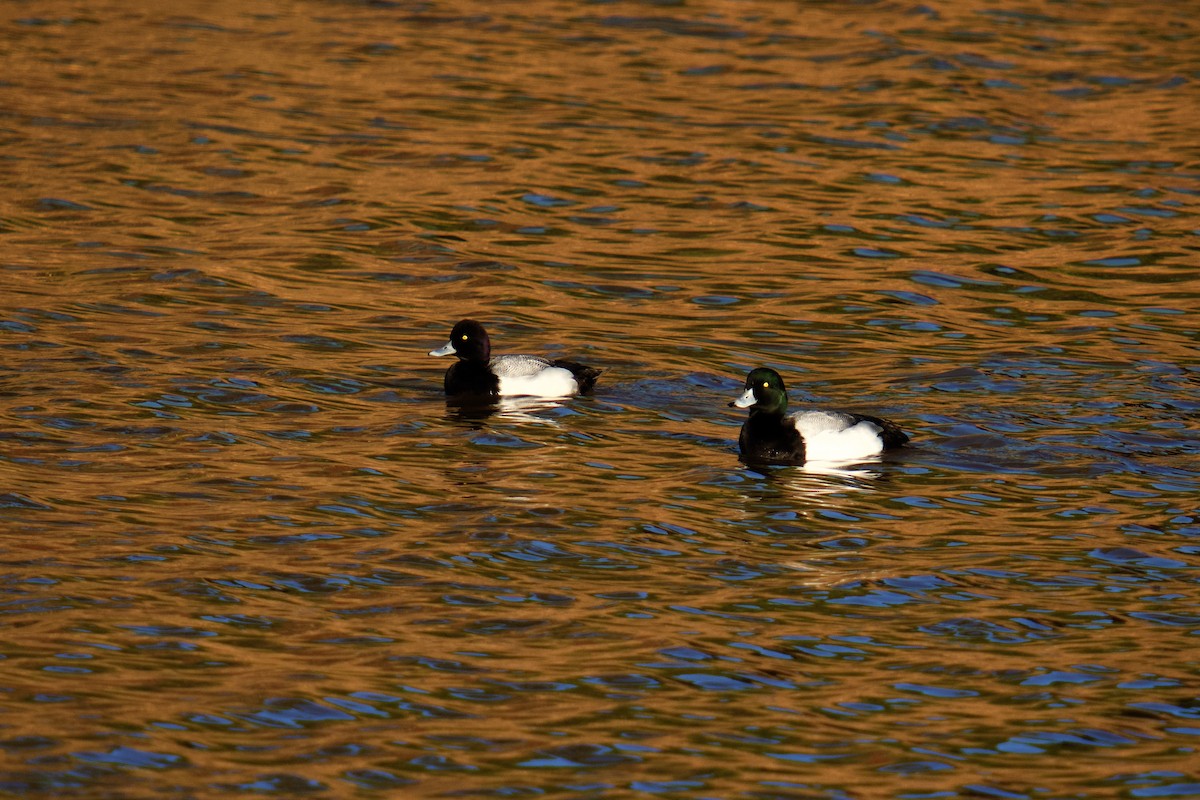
[428,319,601,398]
[730,367,908,465]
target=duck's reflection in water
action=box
[445,395,569,427]
[781,562,904,590]
[794,459,883,482]
[734,459,900,588]
[741,458,885,499]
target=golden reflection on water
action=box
[1,0,1198,796]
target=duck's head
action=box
[731,367,788,414]
[429,319,490,361]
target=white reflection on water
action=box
[492,395,569,424]
[446,395,568,425]
[796,460,883,481]
[741,459,884,499]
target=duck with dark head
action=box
[429,319,601,399]
[730,367,908,465]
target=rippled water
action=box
[3,0,1199,796]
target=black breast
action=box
[444,361,499,397]
[739,413,806,465]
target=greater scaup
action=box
[731,366,908,465]
[429,319,601,398]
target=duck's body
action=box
[443,353,597,397]
[430,320,600,398]
[732,367,908,465]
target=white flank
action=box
[492,356,577,397]
[497,367,577,397]
[791,411,884,463]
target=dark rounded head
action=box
[429,319,491,362]
[730,367,788,414]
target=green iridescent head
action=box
[732,367,788,414]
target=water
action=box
[2,0,1199,796]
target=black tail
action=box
[552,360,602,394]
[857,413,910,450]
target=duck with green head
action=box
[731,367,909,465]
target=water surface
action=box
[2,0,1199,797]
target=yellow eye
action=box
[762,381,769,388]
[461,334,468,340]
